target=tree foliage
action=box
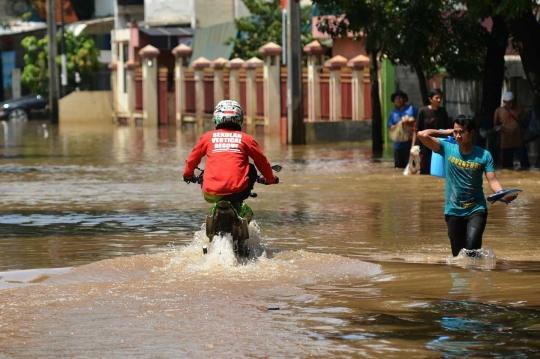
[464,0,540,100]
[311,0,493,151]
[314,0,489,104]
[227,0,313,59]
[21,32,102,95]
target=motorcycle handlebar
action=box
[184,175,202,184]
[186,166,281,185]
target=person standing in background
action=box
[415,88,450,174]
[387,90,419,168]
[493,91,530,169]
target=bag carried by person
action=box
[404,145,420,175]
[390,116,415,142]
[522,103,540,143]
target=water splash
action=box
[454,248,497,260]
[446,248,497,270]
[166,221,269,270]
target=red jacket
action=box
[183,129,277,195]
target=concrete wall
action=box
[195,0,249,28]
[145,0,193,26]
[394,65,424,109]
[332,38,366,60]
[305,121,372,144]
[445,79,481,119]
[59,91,113,123]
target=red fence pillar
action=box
[364,72,372,120]
[158,67,169,125]
[135,67,143,112]
[340,69,353,120]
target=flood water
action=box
[1,121,540,358]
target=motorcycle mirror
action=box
[271,165,282,173]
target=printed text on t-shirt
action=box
[211,132,243,152]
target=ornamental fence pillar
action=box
[243,57,264,134]
[139,45,160,126]
[303,40,327,122]
[325,55,347,121]
[172,44,192,128]
[191,57,211,132]
[259,42,283,135]
[348,54,371,120]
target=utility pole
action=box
[281,5,287,65]
[286,0,305,145]
[46,0,59,124]
[60,0,67,98]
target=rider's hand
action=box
[258,175,267,185]
[183,175,193,184]
[258,175,279,185]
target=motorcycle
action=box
[186,164,282,257]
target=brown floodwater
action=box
[1,121,539,358]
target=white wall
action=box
[234,0,250,18]
[145,0,194,26]
[95,0,115,18]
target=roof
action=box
[0,22,47,36]
[65,17,114,36]
[139,27,194,37]
[189,21,238,65]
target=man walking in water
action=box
[417,115,515,257]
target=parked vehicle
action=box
[0,95,48,121]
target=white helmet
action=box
[213,100,243,129]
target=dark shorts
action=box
[394,148,410,168]
[445,210,488,257]
[420,151,432,175]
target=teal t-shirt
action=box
[437,139,495,216]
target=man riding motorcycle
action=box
[182,100,279,221]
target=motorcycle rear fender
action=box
[240,218,249,240]
[231,218,249,241]
[205,215,214,240]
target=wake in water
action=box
[161,220,381,285]
[168,220,272,267]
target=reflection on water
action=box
[1,122,539,357]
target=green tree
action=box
[465,0,540,102]
[381,1,488,105]
[20,36,49,95]
[227,0,314,59]
[312,0,489,152]
[21,31,102,96]
[313,0,395,153]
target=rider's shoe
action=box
[238,203,254,223]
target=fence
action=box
[112,42,373,136]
